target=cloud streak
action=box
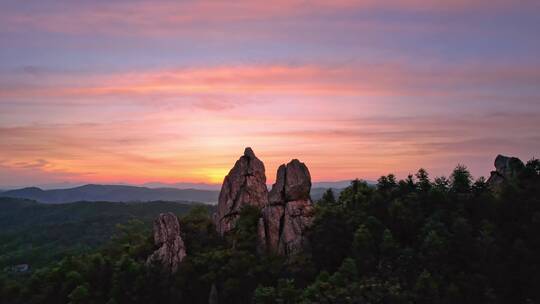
[1,110,538,187]
[2,0,536,38]
[2,62,539,102]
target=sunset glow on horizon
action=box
[1,0,539,188]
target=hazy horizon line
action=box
[0,179,376,191]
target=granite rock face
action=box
[258,205,284,254]
[277,199,314,255]
[487,154,524,187]
[216,147,269,235]
[284,160,312,201]
[259,159,314,256]
[146,212,186,273]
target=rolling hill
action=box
[1,184,219,204]
[0,182,356,204]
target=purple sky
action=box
[0,0,539,188]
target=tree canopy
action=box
[2,160,540,303]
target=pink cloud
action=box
[2,62,539,103]
[1,0,535,37]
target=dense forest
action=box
[1,159,539,304]
[0,200,206,269]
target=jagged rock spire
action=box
[146,213,186,273]
[215,148,314,256]
[215,147,269,235]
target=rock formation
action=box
[215,147,269,235]
[208,283,219,304]
[214,148,314,256]
[487,154,524,187]
[146,212,186,273]
[258,159,314,256]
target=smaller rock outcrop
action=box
[147,213,186,273]
[259,159,314,256]
[215,147,269,235]
[208,283,219,304]
[487,154,524,187]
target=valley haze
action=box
[0,181,358,204]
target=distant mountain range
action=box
[138,180,366,190]
[0,184,219,204]
[0,180,372,204]
[1,180,365,191]
[141,182,222,190]
[1,182,224,191]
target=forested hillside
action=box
[1,159,539,304]
[0,199,211,269]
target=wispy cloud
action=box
[1,110,538,186]
[1,0,536,41]
[2,62,539,102]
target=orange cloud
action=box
[1,108,539,187]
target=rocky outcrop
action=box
[487,154,524,187]
[258,159,314,256]
[216,147,269,235]
[214,149,314,256]
[146,213,186,273]
[208,283,219,304]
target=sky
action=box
[1,0,539,188]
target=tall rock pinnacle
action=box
[215,147,269,235]
[258,159,314,256]
[146,213,186,273]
